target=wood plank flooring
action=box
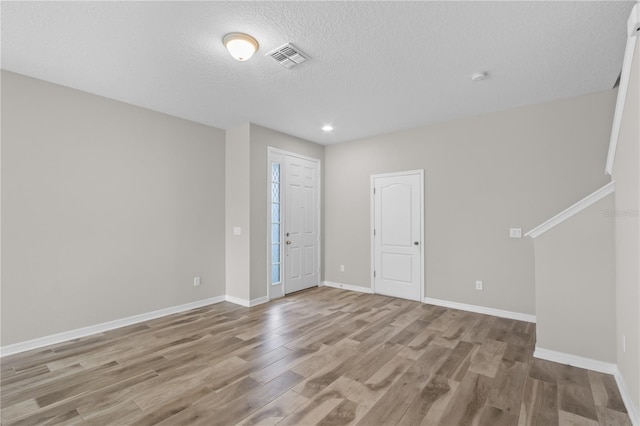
[0,287,631,425]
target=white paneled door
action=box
[284,155,320,294]
[372,171,423,301]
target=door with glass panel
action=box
[269,149,320,296]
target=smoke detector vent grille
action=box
[267,43,309,69]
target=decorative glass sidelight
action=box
[271,163,281,285]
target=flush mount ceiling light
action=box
[322,125,333,132]
[471,72,488,81]
[223,33,259,61]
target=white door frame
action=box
[370,170,425,302]
[267,147,321,299]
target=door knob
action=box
[414,241,419,246]
[286,241,292,245]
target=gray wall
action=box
[324,89,616,315]
[534,195,616,362]
[249,124,324,300]
[612,36,640,416]
[1,71,226,346]
[225,124,251,300]
[223,123,324,303]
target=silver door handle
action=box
[286,241,291,245]
[414,241,419,246]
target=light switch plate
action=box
[509,228,522,238]
[233,227,242,236]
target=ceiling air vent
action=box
[267,43,309,69]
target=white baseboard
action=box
[249,296,270,307]
[0,296,226,357]
[533,347,617,374]
[224,295,250,307]
[533,347,640,424]
[320,281,373,294]
[320,284,534,323]
[225,295,270,307]
[614,367,640,426]
[424,297,536,323]
[533,347,640,423]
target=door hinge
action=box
[373,270,376,278]
[373,229,376,236]
[373,187,376,194]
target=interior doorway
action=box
[371,170,424,302]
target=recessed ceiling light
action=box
[471,72,488,81]
[223,33,259,61]
[322,125,333,132]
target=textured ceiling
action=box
[1,1,635,144]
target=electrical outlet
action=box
[194,276,201,287]
[340,264,345,272]
[475,280,483,290]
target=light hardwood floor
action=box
[0,287,631,425]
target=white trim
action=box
[0,296,226,357]
[534,347,617,374]
[370,170,425,303]
[224,295,249,307]
[370,175,375,295]
[326,283,534,322]
[424,297,536,323]
[606,4,639,175]
[614,367,640,426]
[534,347,640,420]
[225,294,270,308]
[249,296,270,306]
[320,281,374,294]
[525,181,615,238]
[267,147,321,164]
